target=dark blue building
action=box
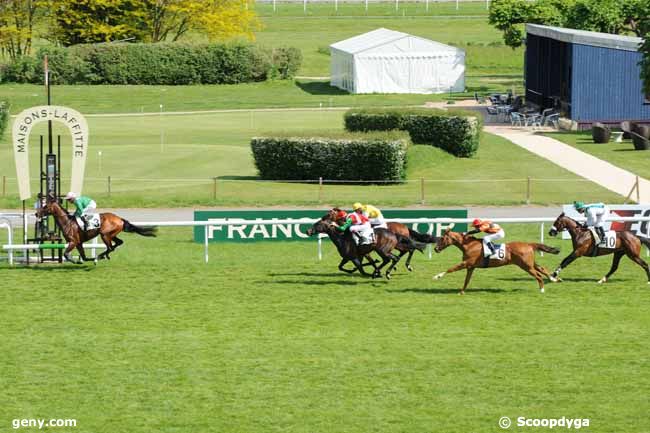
[525,24,649,129]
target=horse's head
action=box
[434,228,457,253]
[34,194,57,219]
[549,212,571,237]
[307,210,342,236]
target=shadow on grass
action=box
[387,287,511,294]
[497,276,629,283]
[5,264,96,272]
[270,272,359,277]
[272,279,368,286]
[295,80,349,96]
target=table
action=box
[610,131,624,143]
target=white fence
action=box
[3,216,650,265]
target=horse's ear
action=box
[560,212,565,217]
[444,227,451,234]
[47,192,56,202]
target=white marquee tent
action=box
[330,28,465,94]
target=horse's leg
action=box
[383,251,402,280]
[598,251,625,284]
[551,251,579,282]
[338,258,356,274]
[534,263,552,280]
[99,234,114,260]
[352,257,374,277]
[460,268,475,295]
[624,251,650,284]
[63,241,78,264]
[518,263,546,293]
[433,261,470,281]
[75,244,89,264]
[404,250,415,272]
[112,236,124,249]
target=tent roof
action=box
[526,24,643,52]
[330,28,462,55]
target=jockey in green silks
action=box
[65,192,97,230]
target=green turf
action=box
[0,111,622,208]
[545,131,650,181]
[255,1,490,17]
[1,224,649,433]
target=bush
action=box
[251,131,410,181]
[0,42,299,85]
[0,99,9,139]
[344,107,482,157]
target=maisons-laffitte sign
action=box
[12,105,89,201]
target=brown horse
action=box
[385,222,437,271]
[307,209,423,279]
[35,195,156,264]
[548,212,650,284]
[433,228,559,294]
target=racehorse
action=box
[386,222,437,271]
[35,194,157,264]
[307,209,424,279]
[433,228,559,294]
[548,212,650,284]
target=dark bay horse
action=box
[548,212,650,284]
[433,228,559,294]
[36,196,156,263]
[385,222,437,271]
[307,209,423,279]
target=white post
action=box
[159,104,164,153]
[365,0,368,12]
[540,222,545,257]
[98,150,102,174]
[6,224,13,265]
[428,223,433,259]
[335,0,338,12]
[273,0,276,12]
[456,0,459,10]
[318,236,322,260]
[426,0,429,12]
[486,0,490,10]
[395,0,398,12]
[303,0,306,14]
[204,225,209,264]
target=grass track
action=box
[1,224,649,433]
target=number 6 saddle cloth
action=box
[482,242,507,259]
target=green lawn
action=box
[0,111,621,208]
[1,224,649,433]
[255,1,490,17]
[545,132,650,180]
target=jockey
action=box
[65,192,96,230]
[337,206,373,244]
[466,218,504,255]
[574,201,609,241]
[353,202,387,229]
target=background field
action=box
[2,224,649,433]
[0,111,622,208]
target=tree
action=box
[143,0,260,43]
[0,0,41,59]
[47,0,147,46]
[488,0,568,48]
[640,14,650,97]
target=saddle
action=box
[588,228,616,252]
[482,242,506,267]
[75,214,101,231]
[353,226,375,246]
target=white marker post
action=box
[159,104,164,153]
[98,150,102,174]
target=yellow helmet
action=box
[352,202,363,211]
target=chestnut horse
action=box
[386,222,437,271]
[433,228,559,294]
[548,213,650,284]
[36,195,156,264]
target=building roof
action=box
[526,24,643,52]
[330,28,462,56]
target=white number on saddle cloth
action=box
[483,243,506,260]
[76,214,101,230]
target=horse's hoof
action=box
[407,266,413,272]
[548,275,558,283]
[385,273,391,280]
[93,259,97,266]
[459,291,464,296]
[540,287,545,294]
[433,272,445,280]
[597,277,607,284]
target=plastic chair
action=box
[486,106,498,122]
[510,112,523,126]
[544,114,560,129]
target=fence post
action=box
[526,177,531,205]
[636,176,640,203]
[2,175,5,197]
[318,177,323,204]
[204,225,209,264]
[213,177,217,200]
[107,176,111,197]
[540,222,545,257]
[420,178,425,205]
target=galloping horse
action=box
[36,195,157,263]
[307,209,424,279]
[385,222,437,271]
[548,212,650,284]
[433,228,559,294]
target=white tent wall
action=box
[330,28,465,94]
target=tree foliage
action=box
[0,0,41,59]
[640,13,650,97]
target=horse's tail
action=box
[408,228,437,244]
[122,219,157,237]
[532,243,560,254]
[637,236,650,250]
[397,234,427,252]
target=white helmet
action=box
[65,191,77,200]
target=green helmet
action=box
[573,201,586,210]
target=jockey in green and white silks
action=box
[66,192,96,230]
[574,201,609,241]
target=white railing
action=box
[3,216,650,265]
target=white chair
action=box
[510,112,523,126]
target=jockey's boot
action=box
[82,216,88,231]
[596,226,605,242]
[486,241,496,255]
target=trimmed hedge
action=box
[0,99,9,139]
[344,107,482,157]
[0,43,302,85]
[251,131,410,181]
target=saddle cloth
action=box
[353,226,375,246]
[589,228,616,249]
[483,242,507,260]
[76,214,101,231]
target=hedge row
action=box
[0,100,9,139]
[1,43,302,85]
[344,107,482,157]
[251,131,410,181]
